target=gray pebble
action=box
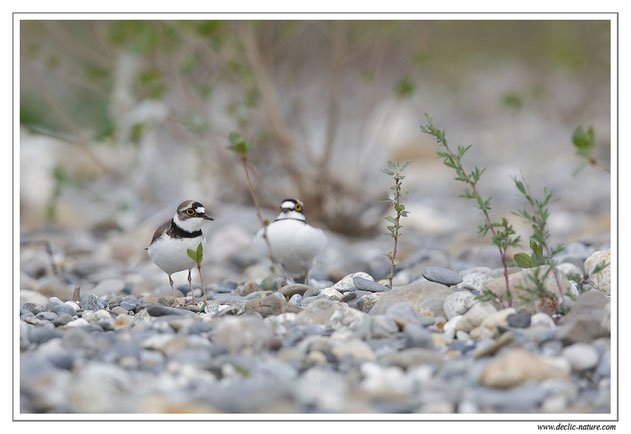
[145,303,191,317]
[217,279,239,293]
[188,322,212,335]
[340,292,356,303]
[82,294,108,311]
[289,294,303,305]
[303,287,321,298]
[22,303,43,315]
[403,324,434,349]
[30,327,64,345]
[36,311,58,321]
[421,267,463,286]
[53,313,74,327]
[353,277,387,293]
[51,303,77,317]
[119,300,139,312]
[507,311,531,328]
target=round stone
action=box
[422,267,463,286]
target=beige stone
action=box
[456,302,497,332]
[480,307,516,335]
[483,266,572,314]
[370,279,453,316]
[481,348,570,388]
[584,249,611,295]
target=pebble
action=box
[352,277,387,293]
[422,267,463,286]
[91,278,125,296]
[584,249,611,295]
[332,272,374,292]
[81,294,108,311]
[562,343,599,371]
[369,279,454,316]
[216,279,239,293]
[456,302,497,333]
[507,311,531,328]
[481,349,570,388]
[443,291,476,320]
[403,324,434,349]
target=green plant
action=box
[514,266,561,314]
[382,160,411,290]
[568,260,610,293]
[228,131,278,274]
[186,242,208,304]
[421,113,519,306]
[572,125,610,174]
[511,176,565,306]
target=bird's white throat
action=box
[173,213,206,232]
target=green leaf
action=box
[228,131,255,155]
[514,252,536,268]
[187,248,198,262]
[572,125,595,159]
[196,242,203,261]
[384,216,396,223]
[381,168,395,176]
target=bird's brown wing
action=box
[148,220,171,247]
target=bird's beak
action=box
[282,208,291,214]
[202,213,214,221]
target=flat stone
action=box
[340,292,356,303]
[332,272,374,292]
[557,290,609,343]
[217,279,239,293]
[90,279,125,296]
[369,279,454,317]
[403,324,434,349]
[507,311,531,328]
[381,348,445,368]
[244,294,302,317]
[296,298,365,330]
[474,332,513,359]
[145,303,192,317]
[481,348,570,388]
[422,267,463,286]
[279,284,310,298]
[353,277,387,293]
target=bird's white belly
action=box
[148,235,206,276]
[259,220,327,276]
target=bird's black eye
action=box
[295,203,302,211]
[186,209,195,215]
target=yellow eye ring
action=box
[186,209,195,215]
[295,204,302,211]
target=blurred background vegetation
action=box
[20,20,611,242]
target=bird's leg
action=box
[187,268,198,304]
[198,264,208,305]
[169,275,178,307]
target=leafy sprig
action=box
[421,113,516,306]
[511,176,564,306]
[228,131,278,274]
[382,160,411,290]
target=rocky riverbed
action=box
[19,226,611,414]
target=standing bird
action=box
[147,200,213,305]
[257,198,327,285]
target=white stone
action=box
[443,291,477,320]
[562,343,599,371]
